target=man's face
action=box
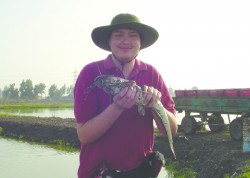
[109,28,141,64]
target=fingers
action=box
[142,85,161,107]
[112,85,161,110]
[113,87,138,109]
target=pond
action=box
[0,108,74,118]
[0,138,79,178]
[0,108,183,124]
[0,138,171,178]
[0,107,237,125]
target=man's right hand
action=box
[112,86,139,110]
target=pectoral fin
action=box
[138,105,145,116]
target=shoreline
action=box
[0,116,80,148]
[1,116,249,177]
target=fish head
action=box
[94,75,136,95]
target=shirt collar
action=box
[103,54,147,72]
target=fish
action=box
[93,75,176,159]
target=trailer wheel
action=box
[229,117,243,141]
[181,116,197,135]
[208,113,225,132]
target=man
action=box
[74,13,178,178]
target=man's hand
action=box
[142,86,162,107]
[112,87,139,110]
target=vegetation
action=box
[0,135,78,153]
[50,139,78,152]
[165,160,196,178]
[238,167,250,178]
[0,78,200,100]
[0,79,74,100]
[0,102,73,110]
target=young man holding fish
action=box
[74,13,178,178]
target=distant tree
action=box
[191,86,198,90]
[60,84,66,97]
[19,79,34,99]
[2,86,9,98]
[66,85,74,98]
[48,84,66,100]
[2,84,19,99]
[34,83,46,98]
[48,84,58,99]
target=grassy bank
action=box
[0,103,73,109]
[0,99,73,110]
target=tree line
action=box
[0,79,198,101]
[0,79,74,101]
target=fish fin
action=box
[138,105,145,116]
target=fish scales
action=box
[93,75,176,159]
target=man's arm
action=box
[76,87,138,144]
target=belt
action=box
[111,163,146,178]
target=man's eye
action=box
[130,34,138,37]
[114,34,123,37]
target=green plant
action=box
[49,139,77,152]
[0,127,3,134]
[165,161,196,178]
[237,167,250,178]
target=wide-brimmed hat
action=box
[91,13,159,51]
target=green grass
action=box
[165,161,196,178]
[49,139,78,152]
[0,134,78,153]
[237,166,250,178]
[0,98,73,109]
[0,103,73,110]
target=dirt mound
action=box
[155,131,250,178]
[0,116,80,148]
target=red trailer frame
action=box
[174,88,250,140]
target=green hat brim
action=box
[91,22,159,51]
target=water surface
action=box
[0,138,79,178]
[0,108,74,118]
[0,138,170,178]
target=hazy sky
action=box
[1,0,249,91]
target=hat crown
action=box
[110,13,140,25]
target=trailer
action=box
[174,88,250,141]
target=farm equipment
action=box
[174,88,250,141]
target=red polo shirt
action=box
[74,54,176,178]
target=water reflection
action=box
[0,108,183,123]
[0,108,74,118]
[0,138,170,178]
[0,107,238,124]
[0,138,79,178]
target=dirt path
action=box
[0,116,250,177]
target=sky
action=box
[0,0,250,92]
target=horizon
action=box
[1,0,249,90]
